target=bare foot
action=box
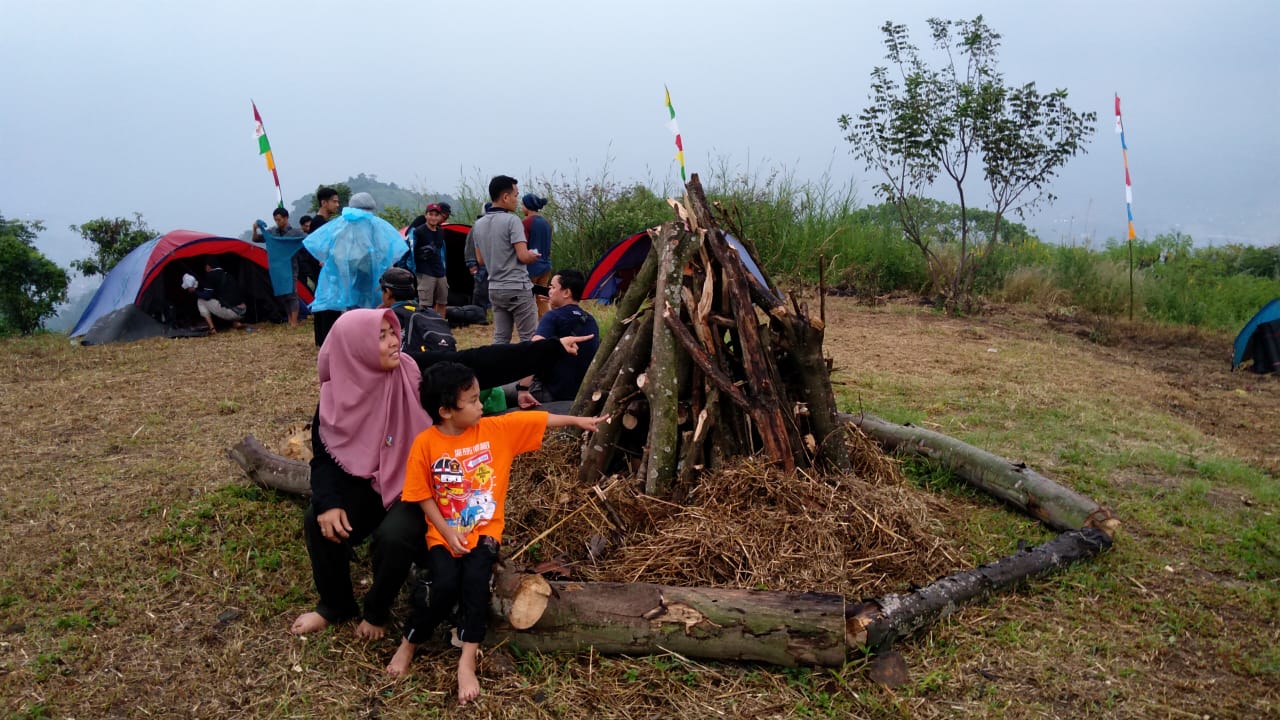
[458,642,480,705]
[290,611,328,635]
[386,639,415,677]
[355,620,385,640]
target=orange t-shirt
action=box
[402,411,548,556]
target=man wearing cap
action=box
[406,201,451,236]
[405,203,449,317]
[521,193,553,317]
[378,266,418,312]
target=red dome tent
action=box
[71,230,313,345]
[583,231,770,303]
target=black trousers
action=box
[312,309,343,348]
[303,496,428,626]
[403,537,499,645]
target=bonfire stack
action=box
[572,174,850,496]
[227,173,1118,675]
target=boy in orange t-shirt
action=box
[386,361,607,704]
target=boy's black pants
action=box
[403,536,499,645]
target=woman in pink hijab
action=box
[290,308,590,639]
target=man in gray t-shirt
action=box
[471,175,540,343]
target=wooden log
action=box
[846,528,1113,652]
[663,311,749,411]
[774,308,850,472]
[686,175,795,470]
[685,259,717,356]
[573,302,654,418]
[841,412,1120,536]
[678,386,720,486]
[645,223,699,496]
[578,310,655,484]
[507,573,553,630]
[483,528,1110,668]
[227,435,310,497]
[489,573,846,667]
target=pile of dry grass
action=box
[504,431,964,600]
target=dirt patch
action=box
[821,300,1279,477]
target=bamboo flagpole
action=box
[252,100,284,209]
[1115,94,1135,320]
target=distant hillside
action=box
[289,174,457,219]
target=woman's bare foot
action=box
[355,620,385,640]
[458,642,481,705]
[290,611,328,635]
[386,639,415,677]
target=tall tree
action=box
[70,213,154,277]
[0,214,69,335]
[840,16,1096,311]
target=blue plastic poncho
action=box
[259,224,307,295]
[303,207,409,312]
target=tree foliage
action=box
[70,213,154,277]
[307,183,353,212]
[0,214,69,335]
[377,205,417,230]
[839,16,1096,311]
[851,198,1034,248]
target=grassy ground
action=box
[0,298,1276,718]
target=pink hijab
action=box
[317,308,431,508]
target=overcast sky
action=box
[3,0,1277,270]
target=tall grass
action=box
[449,162,1278,331]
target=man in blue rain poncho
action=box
[304,192,408,347]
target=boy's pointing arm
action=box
[546,413,611,433]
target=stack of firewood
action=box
[572,174,851,496]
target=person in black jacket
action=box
[289,308,595,639]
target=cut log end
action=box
[507,573,554,630]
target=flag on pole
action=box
[1115,94,1135,240]
[252,100,284,208]
[664,85,686,183]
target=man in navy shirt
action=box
[407,203,450,316]
[514,269,599,408]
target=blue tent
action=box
[1232,298,1280,373]
[71,230,312,343]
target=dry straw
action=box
[504,432,963,599]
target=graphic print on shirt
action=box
[431,449,496,534]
